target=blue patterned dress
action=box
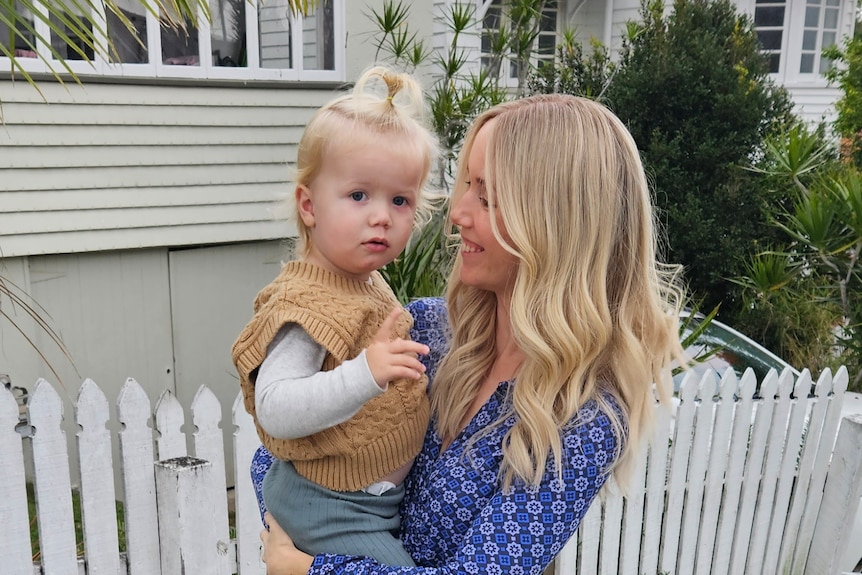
[250,297,621,575]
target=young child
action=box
[231,66,438,566]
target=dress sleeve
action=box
[406,298,449,386]
[306,407,620,575]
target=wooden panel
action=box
[0,184,289,211]
[4,164,292,191]
[1,204,277,235]
[168,240,289,488]
[0,124,304,147]
[0,386,33,575]
[75,379,122,575]
[0,81,321,255]
[0,221,290,257]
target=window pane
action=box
[755,6,785,26]
[210,0,246,66]
[259,0,291,69]
[800,52,814,73]
[822,31,836,48]
[538,34,554,55]
[302,0,333,70]
[48,0,95,61]
[805,6,820,27]
[758,29,783,50]
[540,8,555,31]
[826,0,839,6]
[107,0,148,63]
[824,7,838,29]
[766,52,780,73]
[161,15,200,65]
[802,29,816,50]
[0,2,37,57]
[484,4,501,29]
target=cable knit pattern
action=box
[251,297,621,575]
[232,261,430,491]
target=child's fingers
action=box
[387,338,430,356]
[373,307,403,343]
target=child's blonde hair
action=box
[294,66,440,256]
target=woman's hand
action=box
[260,512,314,575]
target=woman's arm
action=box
[295,404,618,575]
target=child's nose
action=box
[369,204,392,227]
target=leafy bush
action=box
[824,25,862,168]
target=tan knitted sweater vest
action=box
[231,261,430,491]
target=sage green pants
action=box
[263,459,415,566]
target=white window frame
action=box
[749,0,851,86]
[479,0,560,89]
[0,0,345,82]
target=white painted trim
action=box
[1,0,347,83]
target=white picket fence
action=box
[1,367,861,575]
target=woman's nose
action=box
[451,194,471,227]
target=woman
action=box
[255,93,684,575]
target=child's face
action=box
[296,131,424,282]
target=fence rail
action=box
[1,367,861,575]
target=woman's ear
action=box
[296,185,315,228]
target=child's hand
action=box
[366,307,430,388]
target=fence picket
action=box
[746,369,795,574]
[660,370,700,574]
[678,371,719,573]
[233,393,267,575]
[117,378,161,575]
[192,385,232,575]
[154,389,186,460]
[762,369,812,575]
[711,369,756,574]
[639,403,671,575]
[806,413,862,573]
[729,370,778,573]
[618,439,648,575]
[577,495,602,574]
[693,369,737,575]
[599,478,622,575]
[29,379,79,575]
[75,379,121,575]
[792,367,848,573]
[0,385,33,575]
[780,369,830,572]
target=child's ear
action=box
[296,185,315,228]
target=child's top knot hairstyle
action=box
[293,66,440,256]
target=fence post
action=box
[155,456,219,574]
[805,413,862,575]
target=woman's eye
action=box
[393,196,409,207]
[478,195,489,208]
[350,191,366,201]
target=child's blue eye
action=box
[350,191,366,201]
[393,196,408,207]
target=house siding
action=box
[0,81,338,258]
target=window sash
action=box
[0,0,344,82]
[480,0,559,88]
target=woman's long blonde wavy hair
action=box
[293,66,440,256]
[431,94,684,490]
